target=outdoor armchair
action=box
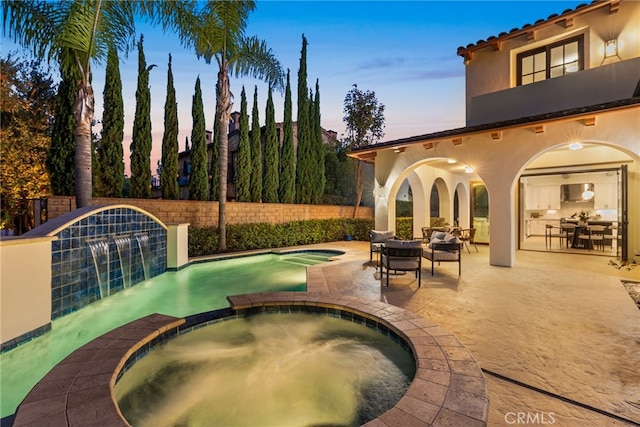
[422,232,463,276]
[380,239,423,287]
[370,230,395,262]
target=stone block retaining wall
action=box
[47,196,373,228]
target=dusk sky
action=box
[5,1,584,176]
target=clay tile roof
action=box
[457,0,609,60]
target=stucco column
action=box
[167,223,189,270]
[486,180,516,267]
[374,190,390,231]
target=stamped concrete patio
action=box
[304,241,640,426]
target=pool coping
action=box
[11,293,488,427]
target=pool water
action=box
[0,251,338,418]
[115,313,415,427]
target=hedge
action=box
[189,218,374,257]
[188,217,451,257]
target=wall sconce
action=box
[605,39,617,58]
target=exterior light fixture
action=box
[568,142,583,151]
[605,39,617,58]
[581,183,595,201]
[464,166,474,173]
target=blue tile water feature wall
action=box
[50,207,167,319]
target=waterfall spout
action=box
[114,235,132,288]
[135,233,151,280]
[88,239,110,298]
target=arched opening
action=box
[430,183,439,217]
[384,159,474,240]
[518,142,635,257]
[472,182,490,244]
[396,178,414,239]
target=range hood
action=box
[561,183,594,202]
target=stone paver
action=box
[306,241,640,426]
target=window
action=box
[517,35,583,85]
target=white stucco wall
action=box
[373,106,640,267]
[464,1,640,124]
[0,236,55,345]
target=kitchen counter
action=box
[525,218,561,237]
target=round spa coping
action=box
[11,292,489,427]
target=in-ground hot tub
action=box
[115,311,416,426]
[11,293,489,427]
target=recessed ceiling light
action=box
[568,142,583,151]
[447,159,456,164]
[465,166,474,173]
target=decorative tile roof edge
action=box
[22,204,169,237]
[350,97,640,155]
[456,0,610,59]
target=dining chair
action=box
[561,223,577,248]
[459,228,478,253]
[544,224,565,248]
[578,225,607,251]
[421,227,435,244]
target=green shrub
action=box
[188,217,375,257]
[188,227,219,257]
[395,217,413,240]
[396,200,413,217]
[430,217,448,227]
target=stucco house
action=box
[349,0,639,267]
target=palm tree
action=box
[175,1,284,251]
[2,0,195,207]
[2,0,138,208]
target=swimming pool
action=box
[0,250,340,419]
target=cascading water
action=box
[113,235,132,288]
[87,239,110,298]
[134,233,151,280]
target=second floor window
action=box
[517,35,583,85]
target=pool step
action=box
[281,256,327,266]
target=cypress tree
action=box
[189,76,208,200]
[279,69,295,204]
[91,121,100,197]
[235,86,251,202]
[161,53,179,199]
[97,44,124,197]
[130,35,155,198]
[48,68,76,196]
[296,34,313,204]
[311,79,325,203]
[209,82,220,201]
[250,86,262,202]
[263,85,279,203]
